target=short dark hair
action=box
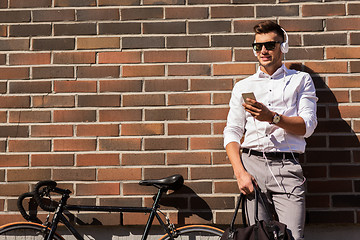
[253,21,285,42]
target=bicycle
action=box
[0,174,224,240]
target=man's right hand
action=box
[236,170,255,195]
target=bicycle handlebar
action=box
[17,191,42,223]
[33,180,71,212]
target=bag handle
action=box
[229,182,273,231]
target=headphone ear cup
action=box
[280,42,289,53]
[253,48,257,57]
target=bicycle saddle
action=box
[139,174,184,190]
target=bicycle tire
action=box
[0,222,64,240]
[159,224,224,240]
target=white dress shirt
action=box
[223,65,318,153]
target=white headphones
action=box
[253,28,289,57]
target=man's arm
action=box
[243,98,306,136]
[226,142,254,195]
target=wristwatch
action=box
[271,112,281,124]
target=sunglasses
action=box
[252,41,281,52]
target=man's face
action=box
[254,32,283,71]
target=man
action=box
[223,21,317,240]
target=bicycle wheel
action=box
[0,222,64,240]
[159,225,224,240]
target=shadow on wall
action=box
[289,64,360,224]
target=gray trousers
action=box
[242,152,306,240]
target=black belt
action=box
[242,148,299,159]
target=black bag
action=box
[221,185,293,240]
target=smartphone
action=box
[242,92,256,105]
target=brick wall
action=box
[0,0,359,227]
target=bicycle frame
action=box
[45,187,174,240]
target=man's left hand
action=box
[242,98,274,123]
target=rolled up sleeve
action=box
[298,74,318,138]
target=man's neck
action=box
[260,63,283,76]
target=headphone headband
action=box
[253,27,289,56]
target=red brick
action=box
[99,138,141,151]
[121,152,164,166]
[211,5,253,18]
[7,169,51,181]
[9,24,51,37]
[54,0,96,7]
[9,53,50,65]
[330,165,360,179]
[145,108,187,121]
[191,78,233,91]
[32,66,74,79]
[302,4,345,17]
[167,152,211,165]
[98,0,140,6]
[189,49,232,62]
[98,51,141,64]
[77,66,119,78]
[31,154,74,166]
[9,81,51,94]
[33,9,75,22]
[144,50,186,63]
[9,0,51,8]
[123,94,165,107]
[54,139,96,152]
[0,184,28,196]
[78,95,121,107]
[77,153,119,166]
[9,111,50,123]
[168,123,211,135]
[99,109,142,122]
[306,195,330,208]
[0,67,29,80]
[190,166,234,180]
[53,169,96,181]
[54,110,96,122]
[0,39,29,51]
[168,64,211,76]
[352,90,360,102]
[326,47,360,59]
[77,37,120,49]
[167,36,209,48]
[122,65,165,77]
[143,167,188,180]
[307,180,352,193]
[32,96,75,108]
[350,61,360,73]
[145,79,188,92]
[328,76,360,88]
[77,8,119,21]
[330,106,360,118]
[0,125,28,137]
[305,61,347,74]
[121,123,164,136]
[165,7,208,19]
[190,137,224,150]
[189,20,231,34]
[33,38,75,50]
[77,124,119,137]
[54,80,97,93]
[279,19,324,32]
[98,168,141,181]
[190,107,229,120]
[53,52,95,64]
[143,22,185,34]
[234,19,264,33]
[144,138,188,150]
[168,93,211,105]
[213,93,231,105]
[31,125,73,137]
[327,18,360,31]
[214,181,238,194]
[77,183,120,196]
[121,7,163,21]
[0,155,28,167]
[100,80,142,92]
[214,63,256,76]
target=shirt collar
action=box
[256,64,288,79]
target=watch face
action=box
[273,113,280,124]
